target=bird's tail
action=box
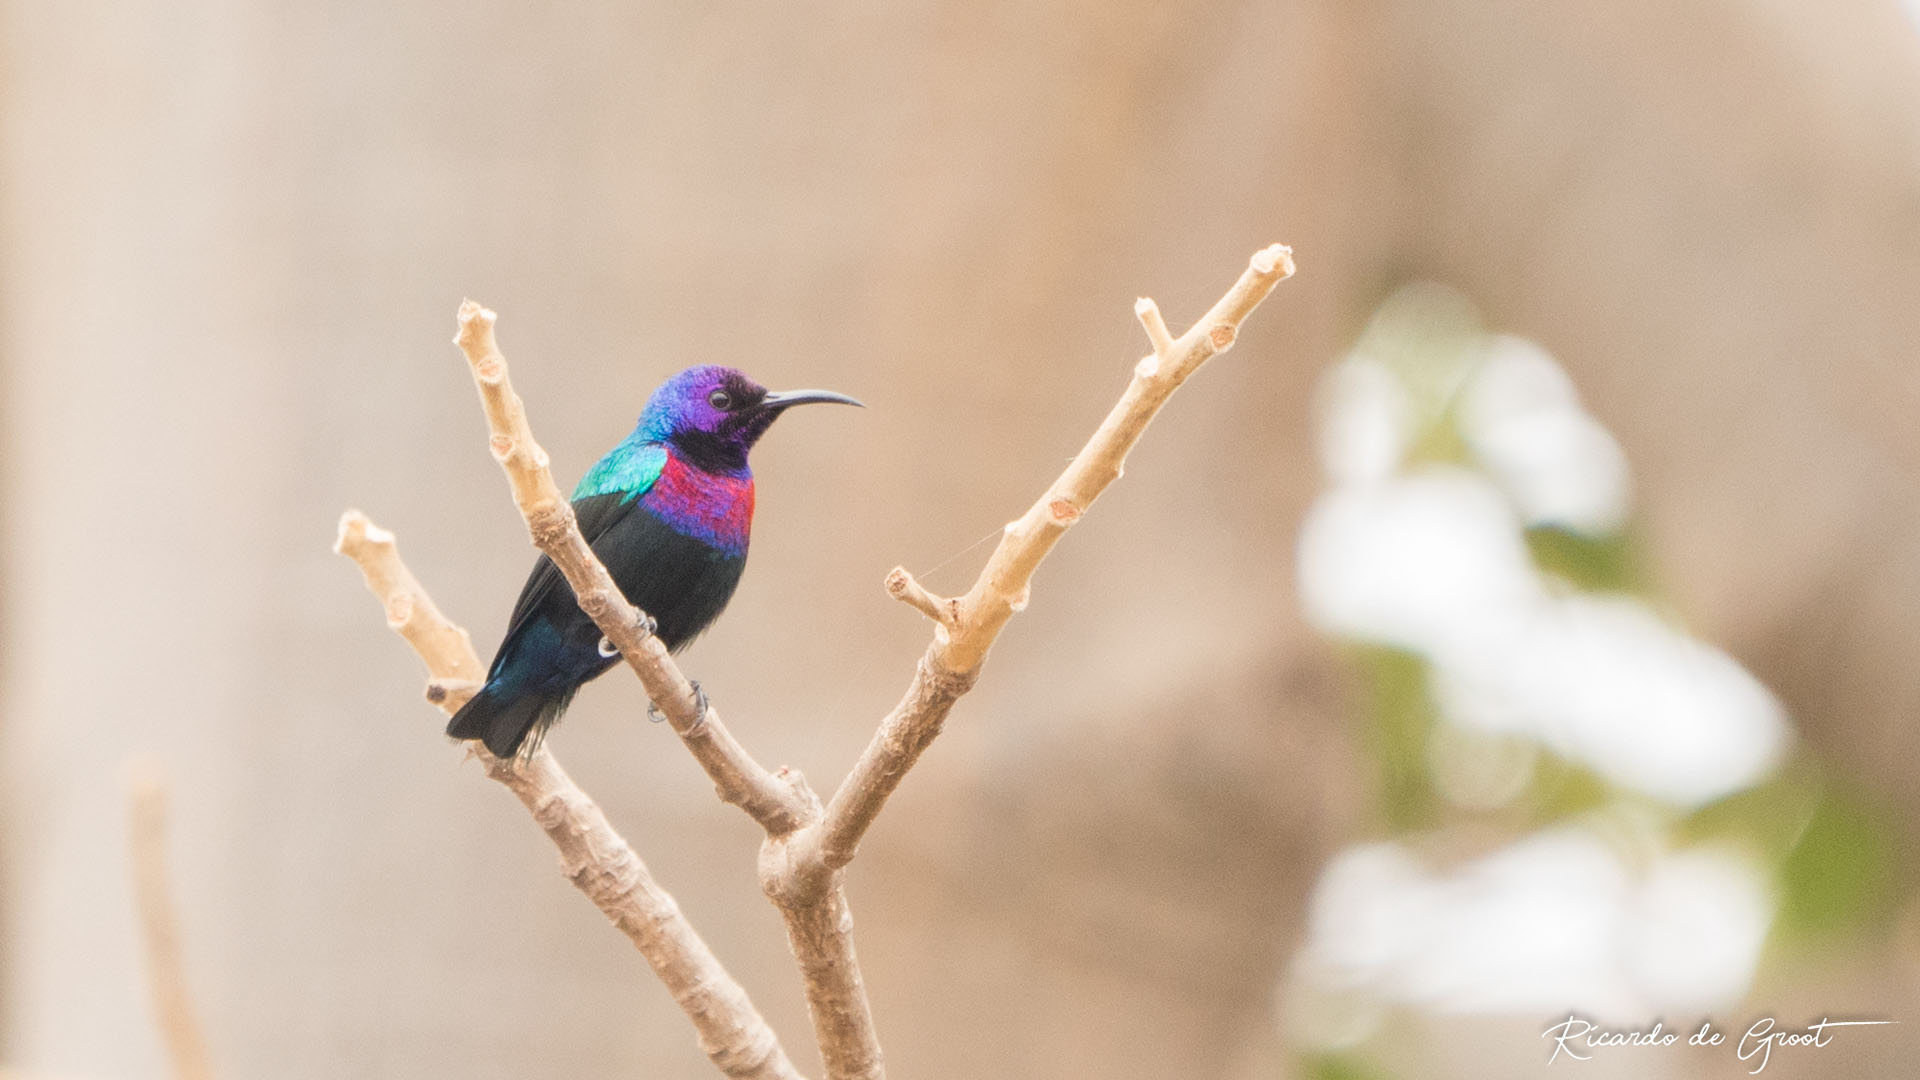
[446,682,574,760]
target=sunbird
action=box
[448,366,861,757]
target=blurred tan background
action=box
[2,1,1918,1077]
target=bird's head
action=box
[639,365,862,473]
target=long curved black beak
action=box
[760,388,864,411]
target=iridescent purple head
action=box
[639,365,861,473]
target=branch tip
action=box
[885,566,955,625]
[1251,242,1295,277]
[455,300,504,370]
[334,508,392,554]
[1134,296,1174,357]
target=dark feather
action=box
[490,491,641,681]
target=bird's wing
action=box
[489,444,669,676]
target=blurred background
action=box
[3,1,1918,1077]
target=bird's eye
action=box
[708,389,734,411]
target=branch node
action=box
[577,588,616,619]
[454,299,497,349]
[526,503,578,548]
[384,593,415,627]
[425,677,480,706]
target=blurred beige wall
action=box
[1,1,1916,1077]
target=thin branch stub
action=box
[1134,296,1174,358]
[885,567,956,626]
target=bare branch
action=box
[452,302,812,835]
[336,510,804,1080]
[813,242,1296,870]
[804,650,976,875]
[128,765,214,1080]
[334,512,483,708]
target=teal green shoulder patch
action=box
[573,441,667,503]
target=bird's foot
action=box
[596,615,658,659]
[648,679,708,725]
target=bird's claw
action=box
[648,679,707,724]
[599,614,658,659]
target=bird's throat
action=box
[642,452,755,555]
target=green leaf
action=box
[1524,525,1640,592]
[1778,783,1897,936]
[1351,645,1441,830]
[1673,760,1821,859]
[1527,754,1613,824]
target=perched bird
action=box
[447,365,860,758]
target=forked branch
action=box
[344,243,1293,1080]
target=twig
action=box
[882,568,954,627]
[334,512,804,1080]
[128,764,215,1080]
